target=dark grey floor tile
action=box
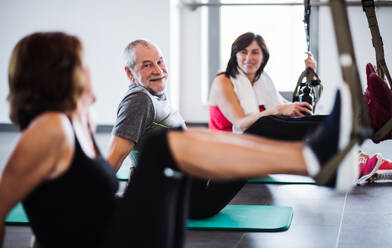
[185,230,243,248]
[229,184,275,205]
[336,183,392,247]
[4,226,33,248]
[237,225,339,248]
[346,183,392,213]
[338,215,392,248]
[232,184,346,226]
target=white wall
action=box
[179,4,210,122]
[0,0,172,124]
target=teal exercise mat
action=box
[7,202,293,232]
[248,174,315,184]
[187,204,293,231]
[117,164,131,181]
[6,202,29,224]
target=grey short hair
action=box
[123,39,155,68]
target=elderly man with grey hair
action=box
[106,40,185,172]
[106,40,247,219]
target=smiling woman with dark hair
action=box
[209,32,317,133]
[223,32,270,83]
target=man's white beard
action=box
[134,76,167,96]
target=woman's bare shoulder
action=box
[8,112,75,181]
[210,74,236,106]
[213,74,234,90]
[27,112,74,146]
[215,74,231,83]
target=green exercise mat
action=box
[187,204,293,231]
[117,164,131,181]
[7,203,293,232]
[6,202,29,224]
[248,174,315,184]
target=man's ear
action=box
[125,67,135,82]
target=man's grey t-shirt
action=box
[112,84,186,164]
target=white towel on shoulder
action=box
[230,69,286,133]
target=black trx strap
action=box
[362,0,392,88]
[329,0,372,139]
[304,0,311,52]
[293,0,323,112]
[315,0,373,185]
[361,0,392,143]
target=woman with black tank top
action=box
[0,32,359,248]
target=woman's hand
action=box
[274,102,313,117]
[305,52,317,72]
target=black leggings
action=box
[189,178,247,219]
[246,115,326,140]
[101,130,191,248]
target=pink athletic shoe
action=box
[357,153,383,184]
[368,157,392,182]
[379,157,392,170]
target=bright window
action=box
[219,1,308,91]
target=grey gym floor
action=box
[1,129,392,248]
